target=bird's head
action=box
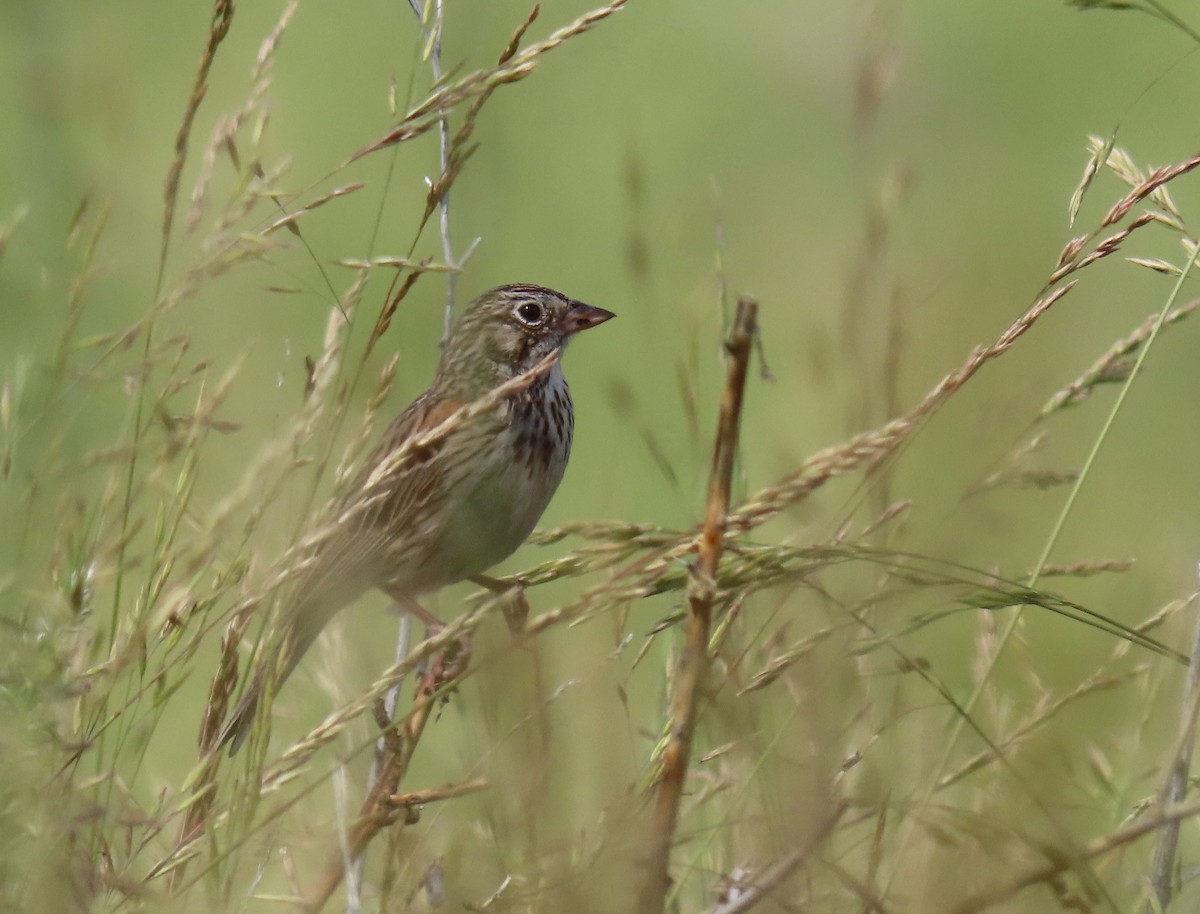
[438,284,614,392]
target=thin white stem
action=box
[336,762,362,914]
[408,0,456,339]
[383,613,413,723]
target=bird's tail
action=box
[218,671,266,756]
[218,576,366,754]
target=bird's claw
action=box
[421,631,472,698]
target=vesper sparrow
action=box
[220,284,614,751]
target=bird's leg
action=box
[469,573,530,637]
[391,593,444,631]
[385,590,472,696]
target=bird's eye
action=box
[515,302,544,325]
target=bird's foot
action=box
[386,591,473,698]
[424,631,472,697]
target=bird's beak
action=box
[560,301,615,335]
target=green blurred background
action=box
[5,0,1198,656]
[3,0,1200,909]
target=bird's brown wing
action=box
[339,391,466,540]
[220,391,498,752]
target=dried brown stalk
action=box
[419,5,543,233]
[305,659,467,912]
[146,605,256,889]
[388,777,487,808]
[161,0,235,275]
[350,0,627,162]
[638,297,758,914]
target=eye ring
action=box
[514,301,544,325]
